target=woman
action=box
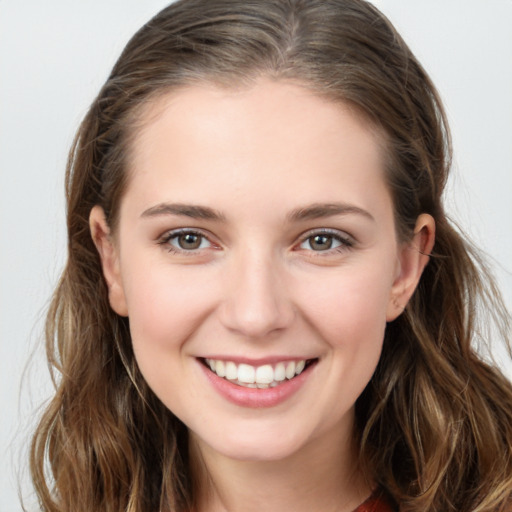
[30,1,512,511]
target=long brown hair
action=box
[30,1,512,511]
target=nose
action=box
[218,249,295,339]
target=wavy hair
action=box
[30,1,512,511]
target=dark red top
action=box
[353,488,396,512]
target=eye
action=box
[160,229,212,252]
[301,234,341,251]
[298,230,353,252]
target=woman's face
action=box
[92,80,431,463]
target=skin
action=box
[91,80,434,512]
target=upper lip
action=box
[198,355,318,365]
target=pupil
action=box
[311,235,332,250]
[179,233,201,249]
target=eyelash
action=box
[296,229,355,255]
[158,228,214,255]
[158,227,355,256]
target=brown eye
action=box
[177,233,202,250]
[308,234,334,251]
[298,231,352,252]
[165,231,211,251]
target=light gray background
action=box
[1,1,511,510]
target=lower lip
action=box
[198,360,316,408]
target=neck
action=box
[189,419,372,512]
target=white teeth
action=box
[225,361,238,380]
[255,364,274,384]
[215,360,226,378]
[237,363,256,383]
[285,361,296,379]
[295,360,305,375]
[205,358,311,388]
[274,362,286,381]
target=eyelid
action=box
[158,227,220,253]
[295,228,355,252]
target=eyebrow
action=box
[286,203,375,223]
[140,202,226,221]
[140,201,374,223]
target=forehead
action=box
[123,79,392,221]
[132,80,386,159]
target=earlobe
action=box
[386,213,435,322]
[89,205,128,317]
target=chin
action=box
[195,426,308,463]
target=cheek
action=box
[121,262,217,364]
[121,263,220,417]
[325,289,387,375]
[294,260,394,394]
[300,264,393,341]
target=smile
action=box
[203,358,315,388]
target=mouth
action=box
[201,357,318,389]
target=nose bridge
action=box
[219,244,294,338]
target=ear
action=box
[89,205,128,317]
[386,213,435,321]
